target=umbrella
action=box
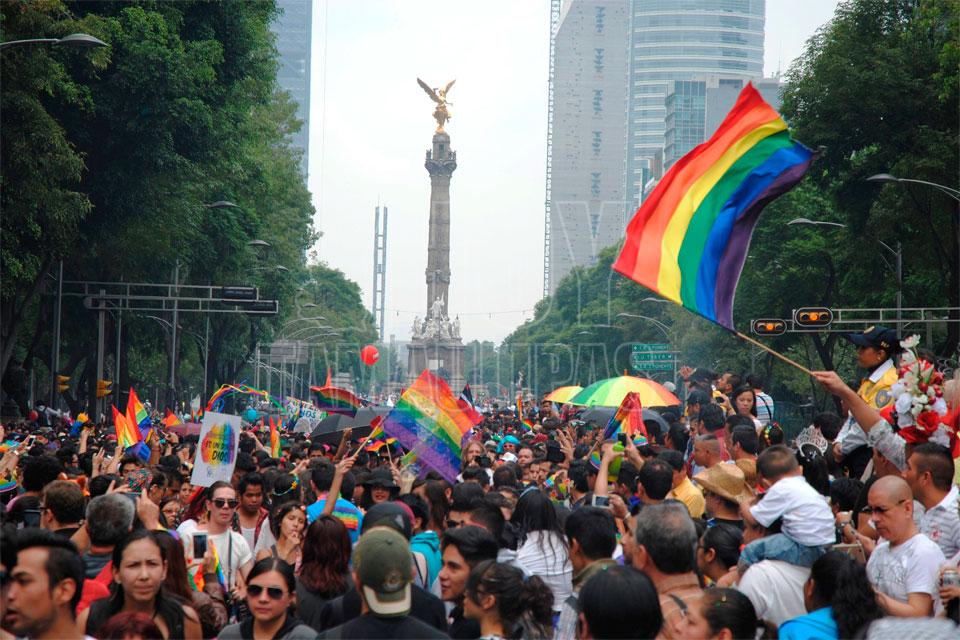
[569,376,680,408]
[544,385,583,404]
[166,422,202,437]
[308,406,391,444]
[579,407,671,435]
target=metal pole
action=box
[50,260,63,408]
[170,261,179,407]
[96,289,106,419]
[203,315,210,402]
[896,240,903,336]
[255,344,261,389]
[115,286,122,388]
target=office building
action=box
[625,0,765,209]
[271,0,313,180]
[545,0,630,294]
[664,75,781,168]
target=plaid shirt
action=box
[921,485,960,558]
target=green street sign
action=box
[632,352,675,362]
[632,362,674,371]
[633,343,670,352]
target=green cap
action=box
[354,527,412,616]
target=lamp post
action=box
[787,217,902,333]
[0,33,108,50]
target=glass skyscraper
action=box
[625,0,765,210]
[271,0,313,181]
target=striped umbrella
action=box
[543,385,583,404]
[569,376,680,408]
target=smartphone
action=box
[22,509,42,528]
[122,492,140,508]
[193,533,208,560]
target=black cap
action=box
[844,326,900,353]
[363,467,399,490]
[361,501,413,538]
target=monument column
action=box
[425,133,456,316]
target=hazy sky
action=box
[305,0,840,344]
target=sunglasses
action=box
[446,519,464,529]
[863,499,907,516]
[247,584,287,600]
[212,498,239,509]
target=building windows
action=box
[594,48,605,73]
[592,130,602,155]
[595,5,605,33]
[590,214,600,238]
[590,173,601,198]
[593,89,604,115]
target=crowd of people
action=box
[1,326,959,639]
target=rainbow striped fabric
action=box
[269,417,281,458]
[127,388,151,439]
[364,417,397,452]
[382,370,483,483]
[310,385,363,417]
[613,83,813,329]
[112,405,141,449]
[603,392,647,441]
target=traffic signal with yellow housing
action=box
[96,380,112,398]
[57,375,70,393]
[794,307,833,328]
[752,319,787,336]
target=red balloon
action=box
[27,410,39,422]
[360,345,379,366]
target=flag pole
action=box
[733,330,814,376]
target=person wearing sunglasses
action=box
[217,557,319,640]
[865,475,946,618]
[183,481,254,598]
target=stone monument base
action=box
[406,339,465,391]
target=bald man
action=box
[865,475,945,617]
[692,435,723,470]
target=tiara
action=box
[794,426,828,454]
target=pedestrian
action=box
[180,481,254,593]
[576,565,662,639]
[677,588,758,640]
[256,502,306,566]
[463,560,553,639]
[511,489,571,614]
[217,558,319,640]
[440,525,499,638]
[296,515,352,632]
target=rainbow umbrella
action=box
[569,376,680,408]
[543,385,583,404]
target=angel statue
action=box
[417,78,456,132]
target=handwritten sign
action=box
[190,411,241,487]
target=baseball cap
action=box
[361,501,413,538]
[354,528,412,616]
[844,326,900,353]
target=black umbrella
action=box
[308,406,391,444]
[579,407,671,436]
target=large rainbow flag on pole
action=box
[126,387,152,441]
[382,370,483,483]
[613,83,813,330]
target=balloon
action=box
[243,408,259,423]
[27,410,39,422]
[360,345,379,366]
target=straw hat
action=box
[694,464,754,503]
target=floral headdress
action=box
[889,335,951,446]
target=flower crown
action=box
[889,335,948,441]
[274,475,299,497]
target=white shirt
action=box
[516,531,572,613]
[180,527,253,589]
[867,532,945,604]
[737,560,809,627]
[920,485,960,559]
[750,475,835,546]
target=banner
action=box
[285,396,323,422]
[190,411,241,487]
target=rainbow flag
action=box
[112,405,141,449]
[612,83,813,329]
[162,409,182,428]
[210,539,227,590]
[269,417,281,458]
[126,388,152,441]
[603,392,647,441]
[0,440,20,453]
[364,417,397,452]
[310,385,363,417]
[382,370,483,483]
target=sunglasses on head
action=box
[212,498,239,509]
[247,584,287,600]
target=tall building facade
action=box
[625,0,765,211]
[664,75,781,168]
[546,0,630,294]
[271,0,313,180]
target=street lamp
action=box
[248,239,271,248]
[204,200,240,209]
[1,33,108,50]
[786,217,903,332]
[867,173,960,201]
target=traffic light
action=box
[794,307,833,328]
[96,380,112,398]
[57,375,70,394]
[752,319,787,336]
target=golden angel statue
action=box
[417,77,456,132]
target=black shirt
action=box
[447,605,480,640]
[319,613,449,639]
[318,584,447,633]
